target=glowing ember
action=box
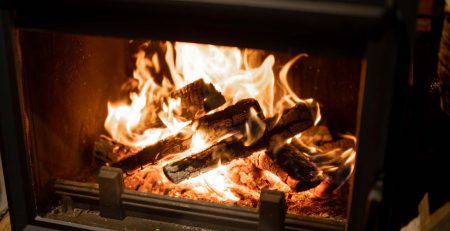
[102,40,357,218]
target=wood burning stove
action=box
[0,0,416,230]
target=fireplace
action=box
[0,1,415,230]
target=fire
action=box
[244,107,266,146]
[183,163,240,201]
[168,42,276,116]
[104,40,357,208]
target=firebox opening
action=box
[18,30,362,226]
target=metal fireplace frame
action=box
[0,0,416,230]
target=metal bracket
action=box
[258,188,286,231]
[60,195,74,214]
[98,166,125,220]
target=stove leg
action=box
[258,188,286,231]
[98,166,125,219]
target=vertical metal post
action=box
[0,11,33,230]
[258,188,286,231]
[98,166,125,219]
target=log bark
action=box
[93,135,138,163]
[163,137,250,183]
[111,132,192,174]
[163,103,315,183]
[171,78,226,119]
[312,165,352,199]
[136,78,226,132]
[196,98,264,142]
[311,138,356,198]
[250,152,301,190]
[266,145,322,192]
[109,98,264,173]
[265,103,316,141]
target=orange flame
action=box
[244,107,266,146]
[104,40,357,203]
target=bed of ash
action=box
[123,149,350,221]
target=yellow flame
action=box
[104,41,337,202]
[191,132,208,153]
[158,98,190,133]
[244,107,266,146]
[312,134,357,175]
[314,102,322,126]
[278,53,309,105]
[182,163,240,201]
[106,42,321,150]
[169,42,276,117]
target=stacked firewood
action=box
[94,78,355,197]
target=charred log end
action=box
[311,177,335,199]
[312,165,352,199]
[93,135,138,163]
[310,138,356,198]
[268,145,322,192]
[252,152,289,182]
[163,164,193,184]
[285,177,301,190]
[274,146,317,179]
[294,179,322,192]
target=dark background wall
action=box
[19,31,129,211]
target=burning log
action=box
[312,165,352,199]
[250,152,300,190]
[289,125,333,153]
[93,135,139,163]
[163,103,315,183]
[171,78,226,119]
[111,131,192,174]
[136,78,226,132]
[265,103,316,141]
[196,98,264,142]
[109,98,264,173]
[310,138,356,198]
[266,145,322,192]
[163,137,249,183]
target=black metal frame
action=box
[3,0,389,54]
[49,176,345,230]
[0,0,416,230]
[49,168,344,231]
